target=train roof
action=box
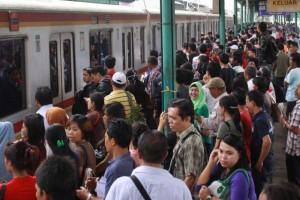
[0,0,226,17]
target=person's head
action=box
[244,66,256,81]
[82,67,93,83]
[35,155,77,200]
[137,130,168,164]
[232,75,248,92]
[290,52,300,68]
[289,41,299,54]
[35,86,53,107]
[189,82,205,101]
[246,90,264,114]
[206,77,226,98]
[147,56,158,69]
[199,44,208,54]
[258,22,267,33]
[4,140,38,173]
[253,77,268,93]
[206,61,221,79]
[45,124,74,158]
[104,55,116,69]
[105,119,132,151]
[85,92,104,112]
[219,53,229,65]
[188,42,197,52]
[233,87,247,106]
[219,96,242,133]
[259,182,300,200]
[126,68,138,83]
[131,122,150,149]
[167,98,194,133]
[66,114,93,144]
[91,66,106,83]
[22,114,45,145]
[150,50,158,58]
[180,62,193,71]
[103,102,125,125]
[277,43,284,51]
[219,134,249,171]
[111,72,127,88]
[46,107,68,127]
[295,82,300,100]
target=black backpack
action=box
[265,37,278,64]
[72,89,87,115]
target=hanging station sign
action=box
[267,0,300,13]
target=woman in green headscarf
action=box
[189,82,211,154]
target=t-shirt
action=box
[250,110,274,166]
[216,119,242,139]
[285,67,300,102]
[239,109,252,162]
[1,176,37,200]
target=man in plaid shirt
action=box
[281,82,300,187]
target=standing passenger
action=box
[35,86,53,129]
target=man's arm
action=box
[184,174,196,190]
[255,135,271,172]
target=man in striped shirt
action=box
[104,72,136,119]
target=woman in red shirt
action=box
[0,140,38,200]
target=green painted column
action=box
[250,3,254,23]
[295,13,298,33]
[241,1,244,31]
[234,0,238,36]
[219,0,225,46]
[160,0,176,112]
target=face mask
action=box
[45,141,53,158]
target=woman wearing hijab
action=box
[46,106,69,127]
[189,82,211,155]
[0,121,15,182]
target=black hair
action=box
[126,68,138,82]
[168,98,194,123]
[89,92,104,112]
[290,52,300,66]
[199,44,208,54]
[138,130,168,163]
[247,90,264,107]
[219,96,242,133]
[83,67,93,75]
[277,43,284,50]
[23,114,45,145]
[219,53,229,64]
[188,42,197,52]
[207,61,221,78]
[5,141,39,171]
[35,155,78,200]
[147,56,158,66]
[106,119,132,148]
[35,86,53,105]
[68,114,93,140]
[258,22,267,33]
[150,50,158,58]
[233,87,247,105]
[104,55,116,69]
[244,66,256,78]
[45,124,77,160]
[131,122,150,149]
[261,182,300,200]
[180,62,193,71]
[91,66,106,76]
[103,102,125,119]
[232,75,248,92]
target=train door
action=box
[49,33,75,108]
[122,28,134,71]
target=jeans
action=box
[286,154,300,187]
[251,161,274,196]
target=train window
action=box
[140,27,145,63]
[0,38,26,118]
[63,39,72,93]
[152,26,156,50]
[49,41,59,97]
[89,29,112,68]
[194,23,197,39]
[181,25,184,44]
[187,23,191,42]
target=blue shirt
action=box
[285,67,300,102]
[104,152,135,198]
[250,110,274,166]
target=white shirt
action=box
[36,104,53,129]
[203,84,215,113]
[247,78,254,91]
[105,166,192,200]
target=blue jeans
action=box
[251,160,274,196]
[286,154,300,187]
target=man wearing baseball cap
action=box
[104,72,136,119]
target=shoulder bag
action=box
[79,144,95,186]
[130,175,151,200]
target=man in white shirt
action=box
[35,86,53,129]
[244,65,257,91]
[106,130,192,200]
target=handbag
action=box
[208,169,250,199]
[0,184,6,200]
[79,145,95,186]
[269,93,281,123]
[94,138,106,163]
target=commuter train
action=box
[0,0,233,131]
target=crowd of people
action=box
[0,21,300,200]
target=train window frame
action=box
[140,26,145,63]
[0,37,26,118]
[49,40,59,97]
[63,39,72,93]
[152,25,156,50]
[89,29,113,68]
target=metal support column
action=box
[160,0,176,113]
[234,0,238,36]
[241,1,244,31]
[219,0,225,46]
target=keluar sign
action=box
[267,0,300,12]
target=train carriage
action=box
[0,0,233,132]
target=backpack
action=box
[265,37,278,64]
[72,89,87,115]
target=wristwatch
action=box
[206,195,212,200]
